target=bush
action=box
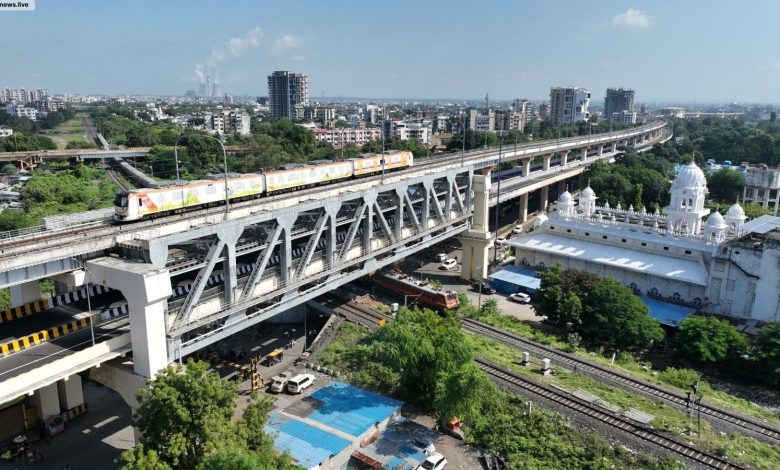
[657,367,702,390]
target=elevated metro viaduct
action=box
[0,121,668,418]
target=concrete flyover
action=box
[0,120,668,403]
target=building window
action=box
[663,246,669,251]
[621,239,626,243]
[685,250,691,254]
[550,226,554,230]
[602,235,608,240]
[567,229,571,233]
[641,242,646,247]
[585,232,590,236]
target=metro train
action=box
[113,150,413,222]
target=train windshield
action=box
[114,192,129,208]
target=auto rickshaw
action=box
[266,348,284,366]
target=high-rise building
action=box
[549,86,591,123]
[267,71,309,120]
[604,88,635,121]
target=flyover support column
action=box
[51,270,87,295]
[9,281,40,308]
[519,193,528,223]
[611,142,617,152]
[558,180,566,194]
[87,258,172,378]
[543,154,552,171]
[580,147,588,161]
[57,375,85,410]
[521,158,531,176]
[456,174,491,283]
[560,150,569,166]
[597,144,604,156]
[540,186,549,211]
[31,383,60,420]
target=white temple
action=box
[510,161,780,322]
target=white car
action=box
[512,225,524,234]
[495,237,507,246]
[434,253,448,262]
[286,374,315,394]
[417,452,447,470]
[509,292,531,304]
[439,259,457,270]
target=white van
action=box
[439,259,457,270]
[286,374,315,394]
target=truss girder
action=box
[241,224,283,300]
[373,201,396,245]
[294,210,329,279]
[174,238,225,328]
[339,203,366,260]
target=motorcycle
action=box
[0,434,28,461]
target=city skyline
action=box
[2,1,780,102]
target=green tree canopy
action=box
[706,168,744,203]
[754,322,780,385]
[673,316,747,363]
[123,360,292,470]
[581,277,665,349]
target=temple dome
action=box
[672,162,707,190]
[558,190,573,203]
[726,203,746,219]
[580,186,596,198]
[706,211,726,227]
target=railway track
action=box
[317,295,389,330]
[476,358,747,470]
[463,317,780,444]
[106,168,128,191]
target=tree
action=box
[535,264,582,326]
[706,168,744,203]
[754,322,780,385]
[581,277,664,349]
[673,316,747,363]
[124,360,291,470]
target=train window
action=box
[138,199,143,207]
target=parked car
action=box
[412,436,436,456]
[512,225,524,234]
[439,259,457,270]
[269,372,292,393]
[287,374,316,394]
[434,252,448,262]
[509,292,531,304]
[416,452,448,470]
[495,237,507,246]
[473,283,495,295]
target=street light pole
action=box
[202,134,230,216]
[493,131,503,266]
[173,133,185,181]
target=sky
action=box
[2,0,780,103]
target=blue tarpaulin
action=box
[641,297,696,327]
[488,266,542,295]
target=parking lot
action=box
[400,239,542,323]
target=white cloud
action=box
[226,27,263,57]
[271,34,301,54]
[612,9,650,29]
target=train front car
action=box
[113,190,134,221]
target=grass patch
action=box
[45,117,88,149]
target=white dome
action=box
[706,211,726,227]
[558,190,573,203]
[533,213,549,228]
[580,186,596,198]
[672,162,707,190]
[726,203,746,219]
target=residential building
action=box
[604,88,635,120]
[267,71,309,120]
[612,110,637,124]
[0,128,12,138]
[312,127,381,147]
[466,108,495,132]
[537,103,550,120]
[742,164,780,215]
[384,119,431,145]
[364,105,384,125]
[658,107,686,118]
[495,109,527,132]
[204,109,251,136]
[510,162,780,322]
[3,103,43,120]
[549,86,591,123]
[303,106,336,123]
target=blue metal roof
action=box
[640,297,696,327]
[265,412,351,469]
[489,266,542,291]
[307,381,403,436]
